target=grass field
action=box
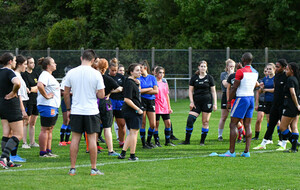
[0,99,299,190]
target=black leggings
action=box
[263,104,283,140]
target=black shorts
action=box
[191,95,213,114]
[282,98,300,117]
[124,111,142,130]
[0,97,22,122]
[156,114,170,121]
[113,110,124,119]
[141,97,155,112]
[99,99,113,128]
[40,115,58,127]
[263,102,272,114]
[257,101,265,112]
[221,92,227,109]
[70,114,101,134]
[26,103,39,116]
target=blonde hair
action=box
[266,62,275,71]
[109,58,119,68]
[225,59,236,72]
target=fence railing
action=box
[2,47,299,93]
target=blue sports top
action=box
[138,74,158,100]
[262,76,274,102]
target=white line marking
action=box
[0,150,277,173]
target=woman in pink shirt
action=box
[155,66,175,146]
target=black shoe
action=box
[178,141,190,145]
[118,155,126,159]
[284,149,298,153]
[147,142,157,148]
[237,139,242,143]
[143,144,152,149]
[165,142,176,146]
[170,135,179,140]
[99,136,106,143]
[128,156,139,161]
[155,142,162,147]
[7,161,22,168]
[218,136,223,141]
[97,150,102,154]
[243,137,246,143]
[251,137,259,140]
[86,150,89,153]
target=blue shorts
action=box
[110,99,124,111]
[37,105,59,117]
[230,96,255,119]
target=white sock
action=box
[281,140,287,148]
[114,122,119,139]
[261,139,268,146]
[218,129,223,137]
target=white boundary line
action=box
[0,150,277,173]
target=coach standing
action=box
[64,49,105,176]
[219,52,258,157]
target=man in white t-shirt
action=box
[64,49,105,176]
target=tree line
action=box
[1,0,299,50]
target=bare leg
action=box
[39,127,50,152]
[29,115,38,144]
[104,128,113,152]
[70,132,82,168]
[87,133,98,169]
[243,118,252,153]
[229,117,240,153]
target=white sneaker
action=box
[30,142,40,148]
[277,140,282,146]
[22,143,31,149]
[266,140,273,145]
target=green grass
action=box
[0,99,299,189]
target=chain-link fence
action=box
[2,48,299,91]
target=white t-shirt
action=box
[64,65,105,115]
[15,72,29,101]
[37,71,61,108]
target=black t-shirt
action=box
[102,74,119,96]
[122,78,142,112]
[227,73,236,99]
[189,74,215,99]
[273,71,287,105]
[21,70,39,103]
[284,76,300,101]
[0,68,17,98]
[108,73,125,100]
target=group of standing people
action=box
[1,50,299,173]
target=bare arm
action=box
[146,85,158,95]
[5,78,21,100]
[19,95,28,119]
[37,82,53,99]
[263,88,274,93]
[226,84,231,101]
[228,79,240,103]
[211,86,217,111]
[140,87,153,94]
[289,87,300,111]
[64,86,71,110]
[30,86,38,93]
[189,85,195,110]
[96,89,105,99]
[222,80,228,88]
[111,86,123,94]
[124,98,143,114]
